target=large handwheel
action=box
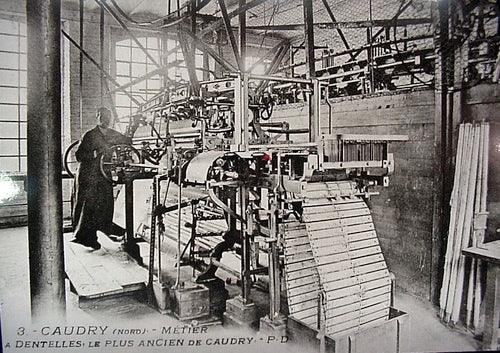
[99,144,142,184]
[63,140,80,178]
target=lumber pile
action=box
[439,122,490,328]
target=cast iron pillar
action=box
[26,0,65,320]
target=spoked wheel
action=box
[99,144,142,184]
[63,140,80,178]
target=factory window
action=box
[164,38,204,82]
[114,36,163,121]
[0,18,27,173]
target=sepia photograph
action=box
[0,0,498,352]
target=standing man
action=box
[71,107,132,250]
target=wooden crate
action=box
[287,307,409,353]
[171,285,210,321]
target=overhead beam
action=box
[320,0,355,60]
[178,30,201,95]
[217,0,242,70]
[179,26,238,72]
[303,0,315,78]
[107,61,181,95]
[245,18,432,31]
[239,0,246,71]
[95,0,163,71]
[200,0,270,37]
[255,43,290,95]
[249,39,289,72]
[278,33,433,71]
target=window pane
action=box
[19,71,26,87]
[0,104,18,120]
[19,122,26,138]
[115,46,130,60]
[0,52,18,69]
[116,107,130,118]
[0,122,18,137]
[0,35,18,52]
[19,104,26,121]
[131,63,146,77]
[147,37,159,49]
[131,48,146,63]
[0,86,19,103]
[0,140,18,155]
[116,93,130,107]
[19,37,26,53]
[116,62,130,75]
[20,156,26,172]
[19,54,26,70]
[0,157,19,172]
[0,71,19,90]
[0,19,18,35]
[20,140,26,154]
[19,87,26,104]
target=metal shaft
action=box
[26,0,65,320]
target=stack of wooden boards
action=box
[439,122,490,328]
[283,181,392,337]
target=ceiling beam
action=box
[245,18,432,31]
[320,0,355,61]
[216,0,242,70]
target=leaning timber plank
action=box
[308,228,346,239]
[288,299,318,313]
[294,307,318,320]
[352,261,387,276]
[285,251,315,264]
[362,285,392,300]
[360,277,392,292]
[287,288,320,302]
[348,230,378,242]
[312,243,350,257]
[346,223,375,234]
[359,307,390,325]
[316,261,354,277]
[348,245,382,259]
[284,243,315,255]
[357,269,390,284]
[284,259,316,272]
[287,283,320,298]
[284,228,309,239]
[314,251,350,264]
[351,253,385,267]
[286,275,320,289]
[284,236,311,247]
[348,238,380,249]
[286,267,319,281]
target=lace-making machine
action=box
[90,72,408,347]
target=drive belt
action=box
[283,181,391,337]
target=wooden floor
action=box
[64,232,148,301]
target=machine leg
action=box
[123,181,143,265]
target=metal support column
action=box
[240,185,251,303]
[239,0,246,71]
[123,181,143,265]
[26,0,65,320]
[303,0,317,143]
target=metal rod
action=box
[180,27,237,72]
[217,0,242,70]
[303,0,315,78]
[61,29,142,106]
[99,4,105,104]
[95,0,162,70]
[79,0,84,133]
[175,163,182,287]
[239,0,246,71]
[27,0,65,320]
[320,0,355,60]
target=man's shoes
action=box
[71,238,101,250]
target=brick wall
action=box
[272,89,436,299]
